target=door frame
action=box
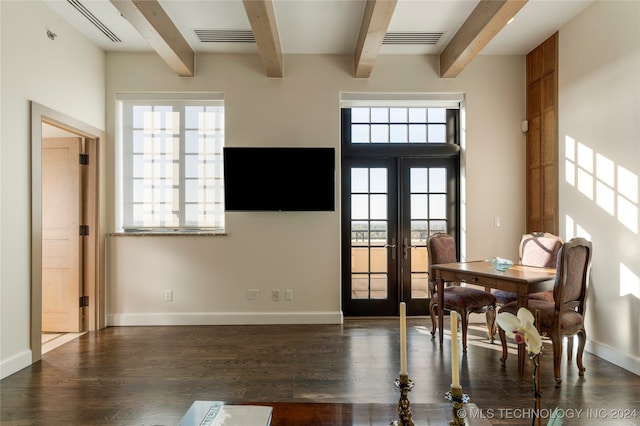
[30,102,106,362]
[340,107,461,317]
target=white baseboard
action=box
[467,314,640,377]
[586,339,640,376]
[0,349,32,380]
[107,311,344,326]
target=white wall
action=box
[105,53,526,325]
[559,0,640,375]
[3,0,636,381]
[0,1,105,378]
[4,0,637,381]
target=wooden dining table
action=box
[431,260,556,376]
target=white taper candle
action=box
[400,302,407,375]
[451,311,460,388]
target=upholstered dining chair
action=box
[492,232,563,306]
[427,233,496,352]
[490,232,563,338]
[497,237,593,387]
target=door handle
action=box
[384,238,396,260]
[403,238,418,260]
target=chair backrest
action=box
[553,237,592,315]
[427,233,457,289]
[519,232,563,268]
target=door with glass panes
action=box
[342,158,457,316]
[340,105,459,316]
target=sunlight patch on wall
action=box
[564,215,591,242]
[565,135,638,235]
[578,168,594,199]
[617,166,638,233]
[565,136,576,186]
[618,196,638,233]
[565,215,574,240]
[577,141,594,199]
[596,154,615,215]
[618,166,638,202]
[577,142,594,172]
[620,263,640,299]
[576,225,591,241]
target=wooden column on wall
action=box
[526,32,558,234]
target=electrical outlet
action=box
[272,289,281,301]
[247,289,260,300]
[164,290,173,302]
[285,289,294,301]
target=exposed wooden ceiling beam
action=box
[110,0,195,77]
[242,0,284,78]
[354,0,398,78]
[439,0,528,78]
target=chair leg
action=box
[567,335,574,360]
[498,327,508,365]
[552,336,563,387]
[485,305,496,343]
[577,329,587,376]
[460,311,469,353]
[429,300,438,338]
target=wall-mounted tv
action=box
[223,147,335,212]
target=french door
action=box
[341,156,458,316]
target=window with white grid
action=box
[350,107,448,144]
[116,93,225,232]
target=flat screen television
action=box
[223,147,335,211]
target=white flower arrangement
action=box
[496,308,562,425]
[496,307,542,355]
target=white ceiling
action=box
[43,0,595,57]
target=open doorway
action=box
[30,102,105,362]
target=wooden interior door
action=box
[42,137,83,332]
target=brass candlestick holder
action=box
[391,373,415,426]
[445,385,469,425]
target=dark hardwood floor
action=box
[1,318,638,425]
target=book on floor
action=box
[178,401,272,426]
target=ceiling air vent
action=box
[383,32,443,45]
[194,29,256,43]
[67,0,121,43]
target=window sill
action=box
[110,230,227,237]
